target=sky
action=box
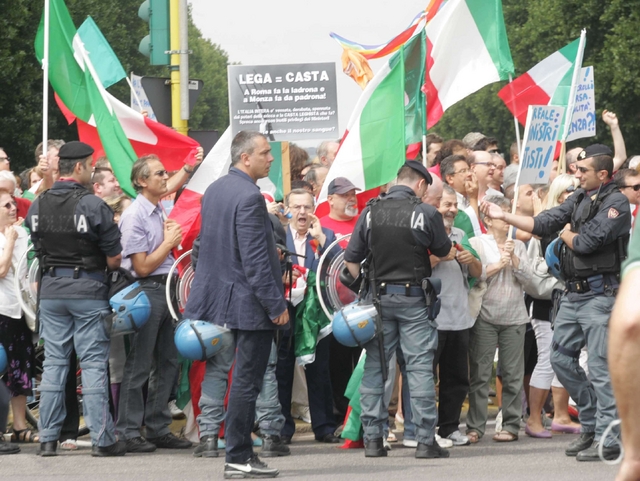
[189,0,426,143]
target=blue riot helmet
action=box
[546,237,565,281]
[174,319,233,361]
[332,302,378,347]
[0,344,7,375]
[108,282,152,336]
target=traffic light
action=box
[138,0,170,65]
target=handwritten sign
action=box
[518,105,565,185]
[566,66,595,142]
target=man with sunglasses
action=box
[25,141,126,457]
[481,143,631,462]
[614,169,640,223]
[116,155,191,453]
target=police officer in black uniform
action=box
[481,144,631,462]
[25,141,126,457]
[344,161,452,459]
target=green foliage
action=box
[0,0,229,173]
[433,0,640,161]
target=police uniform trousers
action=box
[197,341,284,439]
[116,280,178,440]
[38,298,116,447]
[360,296,438,445]
[550,294,618,445]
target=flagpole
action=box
[422,135,427,167]
[508,74,521,158]
[42,0,50,151]
[508,106,534,240]
[559,28,587,174]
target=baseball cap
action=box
[328,177,361,195]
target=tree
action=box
[433,0,640,161]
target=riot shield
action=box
[315,234,357,320]
[166,249,194,321]
[14,245,39,332]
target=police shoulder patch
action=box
[608,208,619,219]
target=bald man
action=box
[422,174,444,207]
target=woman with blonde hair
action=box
[525,173,581,438]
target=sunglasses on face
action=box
[0,157,10,162]
[621,184,640,192]
[576,166,593,174]
[2,200,17,210]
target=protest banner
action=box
[566,66,596,142]
[517,104,566,186]
[228,63,339,141]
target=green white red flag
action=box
[425,0,515,128]
[317,29,427,211]
[35,0,199,197]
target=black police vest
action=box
[36,187,107,272]
[560,187,629,280]
[369,197,431,284]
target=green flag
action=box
[77,16,126,89]
[35,0,138,196]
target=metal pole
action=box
[169,0,187,134]
[42,0,50,150]
[179,0,189,120]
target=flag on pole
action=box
[169,127,233,251]
[497,38,582,126]
[317,29,427,211]
[77,16,126,89]
[35,0,199,197]
[425,0,514,128]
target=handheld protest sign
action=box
[509,104,565,238]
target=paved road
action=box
[1,427,620,481]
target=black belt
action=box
[565,279,590,293]
[138,274,175,284]
[46,267,106,282]
[379,283,424,297]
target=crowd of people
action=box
[0,111,638,479]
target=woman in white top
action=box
[0,189,36,443]
[466,195,532,443]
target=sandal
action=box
[466,430,480,444]
[492,431,518,442]
[11,428,40,443]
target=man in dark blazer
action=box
[184,131,289,479]
[277,188,340,444]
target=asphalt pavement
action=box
[0,421,620,481]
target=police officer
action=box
[481,144,631,462]
[344,160,452,459]
[25,141,126,457]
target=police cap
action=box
[58,141,94,160]
[577,144,612,161]
[400,160,433,185]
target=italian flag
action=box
[317,29,426,211]
[425,0,514,128]
[35,0,199,197]
[498,38,581,126]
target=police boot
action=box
[364,438,387,457]
[193,435,218,458]
[261,434,291,457]
[38,441,58,457]
[416,441,451,459]
[565,432,595,457]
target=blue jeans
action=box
[116,281,178,440]
[360,300,438,445]
[550,294,618,445]
[38,298,115,447]
[198,341,284,438]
